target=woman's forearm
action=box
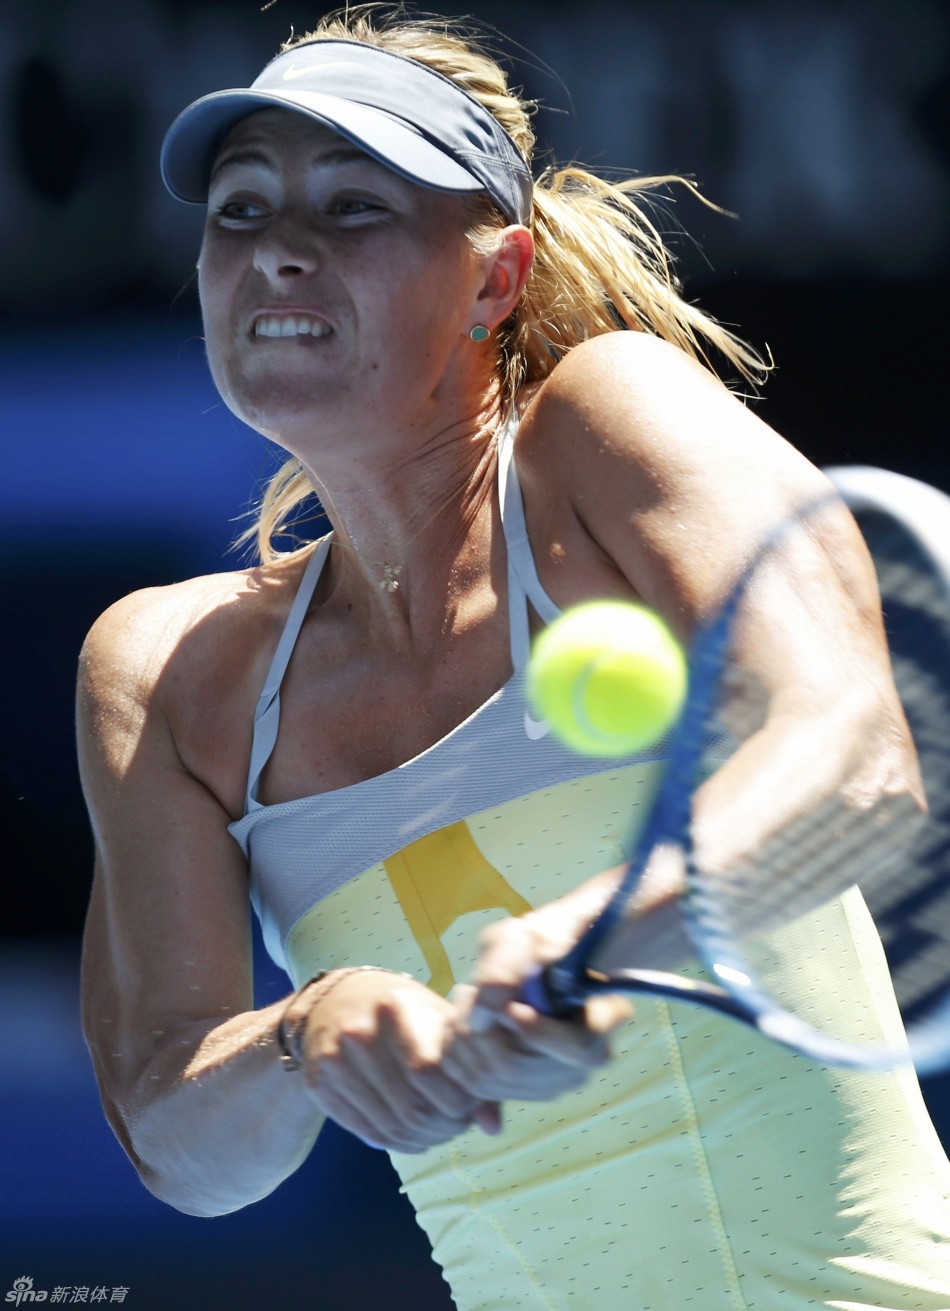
[601,686,920,965]
[95,966,494,1214]
[100,999,324,1218]
[474,688,920,1003]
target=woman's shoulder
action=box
[516,330,808,498]
[77,551,318,813]
[519,332,732,452]
[78,553,311,715]
[82,568,251,671]
[511,332,826,605]
[514,334,713,505]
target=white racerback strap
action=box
[244,535,332,811]
[497,418,561,668]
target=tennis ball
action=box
[527,600,687,757]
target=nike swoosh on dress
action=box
[523,711,551,741]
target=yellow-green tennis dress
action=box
[229,426,950,1309]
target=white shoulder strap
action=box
[244,536,333,811]
[497,419,562,670]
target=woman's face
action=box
[199,109,485,450]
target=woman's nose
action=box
[252,218,319,282]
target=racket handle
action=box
[520,964,585,1018]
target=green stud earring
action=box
[470,324,491,343]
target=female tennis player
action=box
[78,7,950,1306]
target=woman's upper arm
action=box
[519,333,889,699]
[502,334,918,961]
[77,588,254,1133]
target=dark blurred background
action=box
[2,0,948,1307]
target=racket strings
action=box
[870,519,950,1022]
[689,780,925,957]
[694,505,950,1057]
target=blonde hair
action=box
[242,4,768,562]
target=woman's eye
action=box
[212,199,269,224]
[330,196,383,217]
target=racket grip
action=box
[520,964,584,1018]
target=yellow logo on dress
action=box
[383,821,532,995]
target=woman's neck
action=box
[305,402,510,649]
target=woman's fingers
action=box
[445,980,633,1103]
[500,997,631,1062]
[299,975,496,1152]
[442,1036,589,1100]
[585,993,635,1034]
[475,915,555,987]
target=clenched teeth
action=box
[254,315,332,339]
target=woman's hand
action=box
[440,910,633,1105]
[296,969,501,1153]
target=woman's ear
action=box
[473,226,535,331]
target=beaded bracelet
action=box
[276,966,410,1072]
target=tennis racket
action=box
[522,465,950,1074]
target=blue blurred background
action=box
[2,0,949,1306]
